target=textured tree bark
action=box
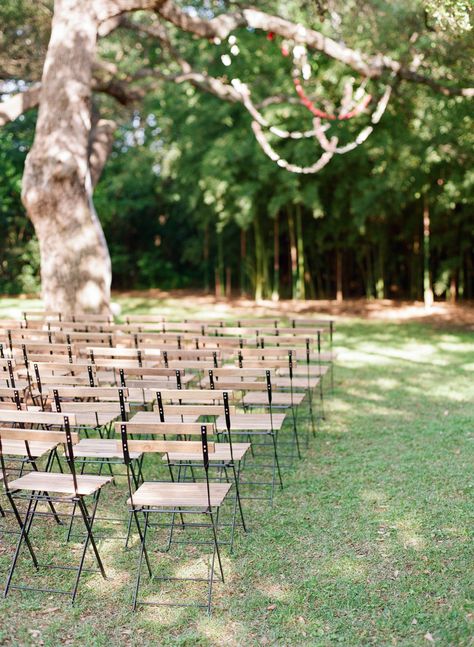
[21,0,112,314]
[89,118,116,188]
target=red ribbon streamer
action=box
[293,77,372,121]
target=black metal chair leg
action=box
[70,499,94,602]
[231,463,247,533]
[131,508,152,577]
[308,389,317,438]
[319,374,326,420]
[209,510,224,583]
[7,493,39,566]
[271,433,284,491]
[133,510,150,611]
[4,495,39,597]
[66,501,77,542]
[78,496,105,574]
[290,405,302,460]
[125,462,141,548]
[207,524,217,616]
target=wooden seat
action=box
[130,411,199,424]
[164,442,250,462]
[215,413,286,431]
[8,471,113,496]
[278,365,329,377]
[73,438,142,460]
[60,411,123,427]
[242,392,305,406]
[0,408,112,602]
[128,482,231,508]
[273,376,320,389]
[0,439,58,458]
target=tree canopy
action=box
[0,0,472,305]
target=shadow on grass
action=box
[0,318,473,646]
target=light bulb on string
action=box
[302,63,311,80]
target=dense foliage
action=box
[1,0,473,299]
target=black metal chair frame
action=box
[51,388,143,545]
[162,391,247,552]
[0,416,109,603]
[210,368,284,507]
[120,423,226,614]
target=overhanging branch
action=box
[0,84,41,127]
[0,66,144,128]
[156,2,473,97]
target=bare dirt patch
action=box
[115,290,474,330]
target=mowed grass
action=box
[0,298,473,646]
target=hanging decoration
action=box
[251,120,337,174]
[220,30,393,174]
[293,77,372,120]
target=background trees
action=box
[0,0,472,304]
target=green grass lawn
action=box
[0,300,473,646]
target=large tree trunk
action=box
[22,0,112,314]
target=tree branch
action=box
[156,2,473,97]
[96,0,167,23]
[124,18,241,101]
[92,58,146,104]
[92,76,144,104]
[0,84,41,127]
[136,66,242,102]
[397,68,474,97]
[88,118,117,187]
[0,66,142,129]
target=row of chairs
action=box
[0,312,336,613]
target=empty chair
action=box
[0,410,112,603]
[119,422,231,613]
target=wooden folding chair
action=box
[232,354,304,460]
[202,369,287,505]
[148,390,248,550]
[49,388,130,437]
[45,387,144,544]
[0,387,60,469]
[119,422,231,613]
[237,346,320,441]
[274,321,337,390]
[0,398,64,527]
[0,411,112,603]
[116,414,246,551]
